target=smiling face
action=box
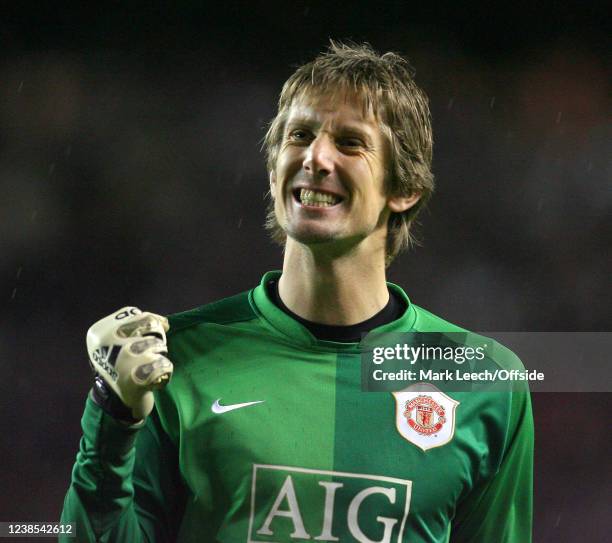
[270,91,419,256]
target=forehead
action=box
[285,89,382,130]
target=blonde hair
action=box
[263,41,434,265]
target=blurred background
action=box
[1,2,610,541]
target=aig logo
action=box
[248,464,412,543]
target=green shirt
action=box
[61,271,533,542]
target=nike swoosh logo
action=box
[211,398,265,414]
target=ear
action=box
[269,171,276,199]
[387,191,421,213]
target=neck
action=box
[278,237,389,325]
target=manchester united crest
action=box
[392,384,459,451]
[405,395,446,435]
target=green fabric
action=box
[61,271,533,542]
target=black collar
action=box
[266,278,406,343]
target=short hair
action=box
[263,41,434,265]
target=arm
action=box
[61,307,184,542]
[450,388,534,542]
[60,394,186,543]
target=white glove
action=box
[87,306,173,420]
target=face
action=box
[270,91,419,254]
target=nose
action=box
[303,134,336,178]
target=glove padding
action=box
[87,306,173,420]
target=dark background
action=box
[1,2,610,541]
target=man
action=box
[61,42,533,542]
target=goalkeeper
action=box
[61,42,533,542]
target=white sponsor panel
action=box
[392,384,459,451]
[248,464,412,543]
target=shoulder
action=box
[411,304,468,333]
[167,289,257,336]
[162,288,263,378]
[411,304,525,372]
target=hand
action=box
[87,307,173,420]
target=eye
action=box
[337,137,365,149]
[287,129,312,143]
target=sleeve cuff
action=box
[82,394,145,459]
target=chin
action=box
[285,226,342,246]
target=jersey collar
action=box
[250,271,417,352]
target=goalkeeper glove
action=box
[86,306,173,421]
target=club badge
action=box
[392,384,459,451]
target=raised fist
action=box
[87,307,173,420]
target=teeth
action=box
[299,188,340,207]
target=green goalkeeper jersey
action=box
[61,271,533,542]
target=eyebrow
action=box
[285,117,375,143]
